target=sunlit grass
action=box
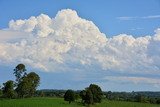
[0,97,159,107]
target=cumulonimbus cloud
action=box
[0,9,160,80]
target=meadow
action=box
[0,97,159,107]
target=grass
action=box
[0,97,83,107]
[91,100,160,107]
[0,97,159,107]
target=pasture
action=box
[0,97,159,107]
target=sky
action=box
[0,0,160,91]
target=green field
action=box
[0,97,159,107]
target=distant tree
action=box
[40,91,45,97]
[157,98,160,104]
[135,94,147,103]
[149,98,157,104]
[84,89,93,105]
[88,84,103,103]
[2,80,15,98]
[13,64,27,84]
[64,90,75,104]
[75,93,80,101]
[106,91,112,100]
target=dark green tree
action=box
[2,80,15,98]
[26,72,40,97]
[88,84,103,103]
[80,84,103,105]
[157,98,160,104]
[0,85,2,97]
[75,93,80,101]
[16,72,40,98]
[64,90,75,104]
[80,90,86,104]
[13,64,27,84]
[149,98,157,104]
[16,77,29,98]
[84,89,93,105]
[135,94,147,103]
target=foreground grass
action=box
[92,100,160,107]
[0,97,83,107]
[0,97,159,107]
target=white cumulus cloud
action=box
[0,9,160,81]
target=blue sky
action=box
[0,0,160,91]
[0,0,160,36]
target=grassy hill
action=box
[0,97,160,107]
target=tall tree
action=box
[26,72,40,97]
[2,80,15,98]
[16,77,30,98]
[16,72,40,98]
[84,89,93,105]
[80,90,86,104]
[64,90,75,104]
[88,84,103,103]
[13,64,27,84]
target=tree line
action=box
[105,91,160,104]
[62,87,160,105]
[0,64,160,105]
[0,64,40,98]
[35,89,160,105]
[0,63,103,106]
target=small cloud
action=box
[130,27,144,31]
[116,16,137,20]
[142,15,160,19]
[104,76,160,86]
[117,15,160,20]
